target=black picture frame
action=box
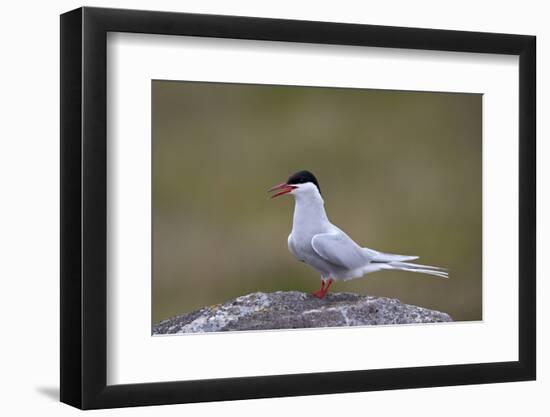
[60,6,536,410]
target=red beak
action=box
[268,182,297,199]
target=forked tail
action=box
[388,261,449,279]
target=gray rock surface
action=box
[153,291,452,334]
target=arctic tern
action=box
[268,170,448,299]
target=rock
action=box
[153,291,452,334]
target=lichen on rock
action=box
[153,291,452,335]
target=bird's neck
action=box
[292,192,330,232]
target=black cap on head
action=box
[287,170,321,194]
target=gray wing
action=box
[311,232,372,270]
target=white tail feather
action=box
[388,261,449,279]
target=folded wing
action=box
[372,251,419,262]
[311,232,371,270]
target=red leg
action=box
[312,279,326,298]
[312,278,333,299]
[324,278,334,296]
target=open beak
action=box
[268,182,297,199]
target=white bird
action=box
[268,170,448,299]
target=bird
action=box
[268,170,448,299]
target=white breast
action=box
[287,189,347,278]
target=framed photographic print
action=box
[60,6,536,409]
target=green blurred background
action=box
[152,80,482,325]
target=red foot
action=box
[312,279,333,299]
[312,289,326,299]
